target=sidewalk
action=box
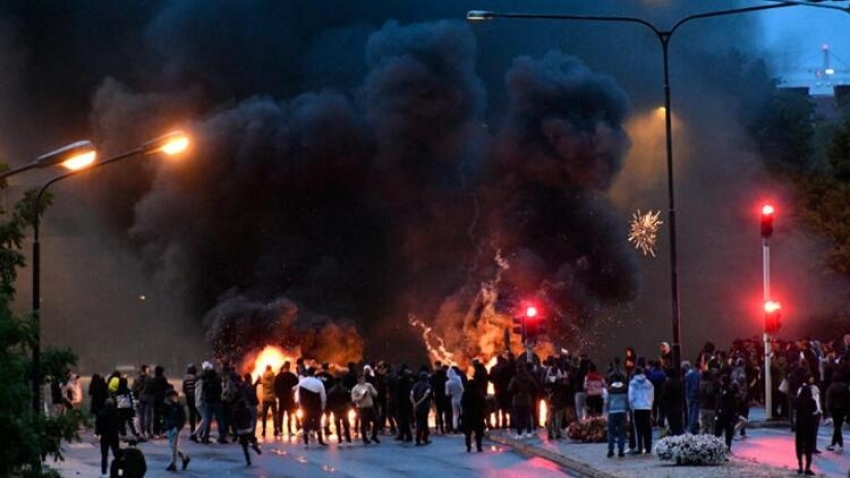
[490,407,849,478]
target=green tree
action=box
[0,190,82,477]
[752,89,816,172]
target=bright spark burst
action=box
[628,210,663,257]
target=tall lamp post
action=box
[31,131,189,413]
[467,3,797,379]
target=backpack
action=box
[109,445,147,478]
[222,378,237,402]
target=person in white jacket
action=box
[628,367,655,454]
[445,367,465,433]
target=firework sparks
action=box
[628,210,663,257]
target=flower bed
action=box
[567,417,607,443]
[653,433,727,465]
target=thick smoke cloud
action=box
[6,1,836,371]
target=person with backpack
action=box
[163,389,190,472]
[108,439,146,478]
[584,363,606,417]
[115,377,141,440]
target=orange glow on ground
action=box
[539,399,548,428]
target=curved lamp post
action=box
[0,140,98,181]
[32,131,190,412]
[467,3,797,385]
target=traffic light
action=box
[764,300,782,334]
[761,204,775,239]
[524,306,547,343]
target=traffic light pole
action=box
[763,236,772,420]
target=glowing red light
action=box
[762,204,774,216]
[764,300,781,313]
[525,306,538,318]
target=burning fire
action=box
[247,345,298,382]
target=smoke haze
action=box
[0,1,845,372]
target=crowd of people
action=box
[70,333,850,476]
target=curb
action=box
[488,433,617,478]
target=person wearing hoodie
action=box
[445,367,465,433]
[509,363,538,439]
[605,372,629,458]
[257,365,279,437]
[297,368,327,446]
[628,367,654,454]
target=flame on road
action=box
[247,345,298,382]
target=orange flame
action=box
[247,345,298,382]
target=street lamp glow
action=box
[59,150,97,171]
[35,140,97,169]
[142,130,190,156]
[467,10,495,21]
[825,67,835,76]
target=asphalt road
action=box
[52,429,576,477]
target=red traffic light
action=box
[764,300,782,334]
[764,300,781,313]
[761,204,775,238]
[525,306,538,318]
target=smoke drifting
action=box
[4,1,841,371]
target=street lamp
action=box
[31,130,190,412]
[0,140,97,181]
[467,3,797,379]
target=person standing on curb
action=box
[605,372,629,458]
[628,367,654,454]
[163,389,190,472]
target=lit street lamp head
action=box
[35,140,97,170]
[142,130,190,156]
[467,10,495,21]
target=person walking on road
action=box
[274,361,299,437]
[508,363,537,440]
[446,367,465,433]
[163,389,190,472]
[826,372,850,452]
[460,380,486,453]
[95,397,121,478]
[715,375,739,452]
[298,368,327,446]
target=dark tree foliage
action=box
[752,89,816,173]
[0,190,82,477]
